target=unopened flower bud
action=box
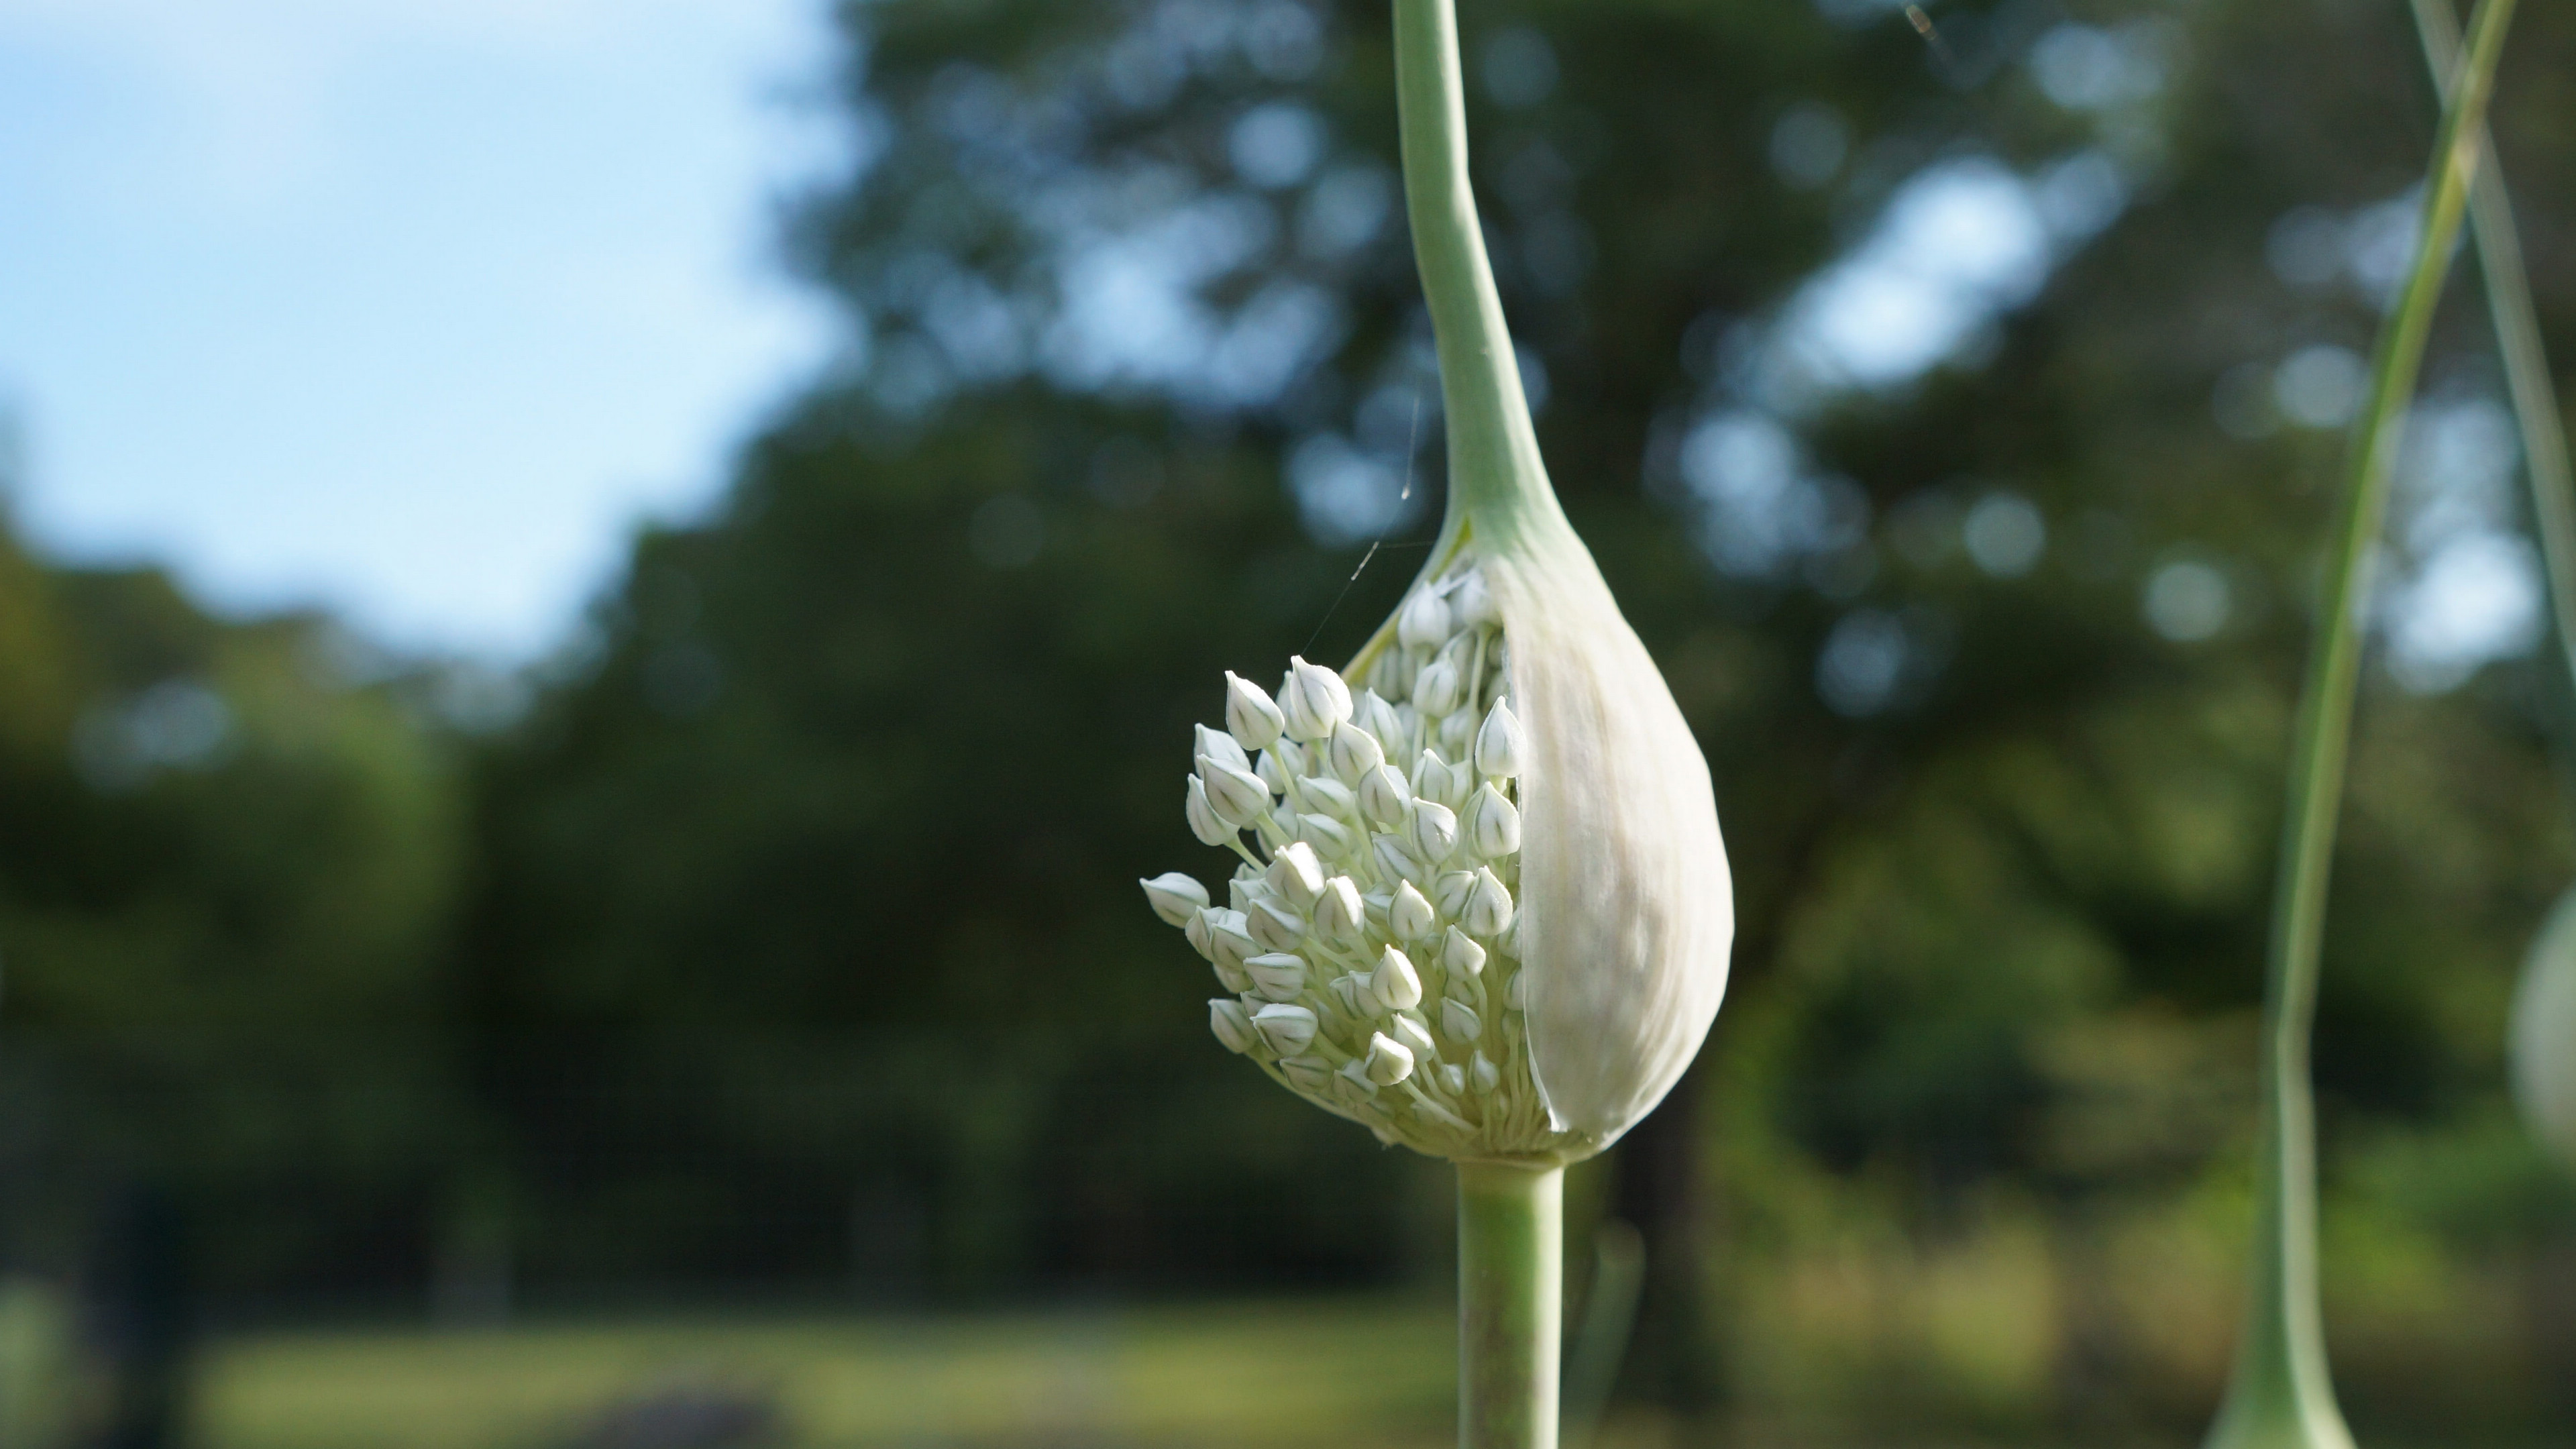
[1473,698,1524,779]
[1339,1058,1381,1099]
[1407,799,1460,865]
[1442,926,1487,978]
[1226,671,1287,750]
[1413,750,1468,810]
[1280,656,1352,741]
[1297,776,1358,822]
[1389,881,1437,941]
[1371,834,1426,888]
[1358,763,1412,827]
[1454,570,1498,627]
[1398,588,1452,647]
[1462,784,1521,860]
[1464,867,1514,936]
[1438,708,1477,761]
[1392,1012,1439,1061]
[1246,952,1311,1003]
[1442,998,1483,1043]
[1186,777,1234,847]
[1256,748,1293,795]
[1297,812,1356,858]
[1364,1032,1417,1086]
[1281,1055,1334,1093]
[1414,653,1463,717]
[1140,873,1209,928]
[1210,998,1258,1055]
[1372,945,1425,1010]
[1195,724,1251,775]
[1432,871,1479,922]
[1205,753,1277,825]
[1470,1051,1500,1095]
[1330,971,1382,1018]
[1352,689,1405,748]
[1439,1063,1468,1095]
[1252,1004,1320,1055]
[1507,969,1528,1010]
[1328,720,1386,786]
[1314,875,1367,945]
[1266,841,1326,902]
[1247,897,1307,952]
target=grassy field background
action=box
[196,1297,1481,1449]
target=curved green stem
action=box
[2408,0,2576,749]
[2207,1,2518,1446]
[1458,1162,1563,1449]
[1389,0,1570,557]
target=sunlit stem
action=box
[2206,1,2519,1446]
[2408,0,2576,733]
[1458,1162,1562,1449]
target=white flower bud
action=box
[1246,897,1306,953]
[1358,763,1413,827]
[1199,757,1273,829]
[1507,969,1528,1010]
[1279,655,1352,742]
[1330,971,1383,1018]
[1210,998,1258,1055]
[1256,748,1293,795]
[1297,776,1359,821]
[1454,570,1498,627]
[1371,834,1426,888]
[2514,890,2576,1170]
[1213,958,1252,995]
[1225,671,1287,750]
[1372,945,1425,1010]
[1338,1058,1381,1099]
[1281,1055,1334,1093]
[1432,871,1479,922]
[1246,952,1311,1003]
[1413,652,1463,717]
[1313,875,1368,945]
[1265,841,1326,907]
[1462,784,1521,860]
[1473,698,1525,779]
[1442,926,1487,978]
[1195,724,1251,775]
[1184,906,1222,961]
[1328,720,1387,786]
[1392,1012,1439,1062]
[1463,867,1515,937]
[1364,1032,1417,1087]
[1297,812,1357,859]
[1398,588,1452,647]
[1352,689,1405,750]
[1186,777,1235,847]
[1470,1052,1500,1095]
[1438,708,1477,761]
[1252,1004,1319,1056]
[1412,749,1468,811]
[1407,799,1459,865]
[1140,873,1210,929]
[1439,1063,1468,1095]
[1389,881,1438,941]
[1442,998,1483,1043]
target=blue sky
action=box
[0,0,841,659]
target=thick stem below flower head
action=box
[1458,1162,1562,1449]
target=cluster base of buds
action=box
[1144,547,1588,1162]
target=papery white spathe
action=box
[2512,888,2576,1169]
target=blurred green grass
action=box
[197,1296,1466,1449]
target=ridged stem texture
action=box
[2206,1,2518,1446]
[1458,1163,1563,1449]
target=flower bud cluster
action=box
[1143,553,1568,1160]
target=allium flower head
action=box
[1144,504,1733,1164]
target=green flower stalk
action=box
[1142,2,1734,1443]
[2205,0,2518,1445]
[2408,0,2576,1179]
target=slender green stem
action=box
[1458,1162,1563,1449]
[2409,0,2576,740]
[1389,0,1570,554]
[2207,1,2518,1446]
